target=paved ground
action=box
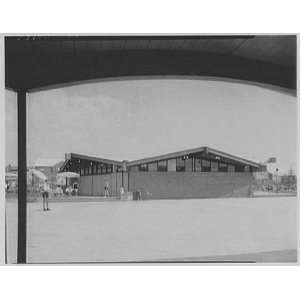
[6,196,297,263]
[253,191,296,197]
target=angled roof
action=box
[60,152,123,172]
[63,147,262,169]
[128,146,261,168]
[68,152,123,165]
[5,35,296,92]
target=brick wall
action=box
[79,171,254,199]
[128,172,254,199]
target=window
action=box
[195,158,202,172]
[176,157,185,172]
[148,162,157,171]
[80,168,84,176]
[202,159,211,172]
[211,161,218,172]
[130,166,139,172]
[139,164,148,171]
[244,165,250,172]
[219,162,228,172]
[93,164,97,174]
[84,167,89,175]
[107,164,112,173]
[228,164,235,172]
[185,158,193,172]
[235,165,244,172]
[97,164,102,174]
[158,160,167,172]
[101,165,106,174]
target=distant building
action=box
[280,174,297,191]
[6,164,18,173]
[33,158,64,186]
[60,146,265,199]
[5,165,18,192]
[253,170,274,191]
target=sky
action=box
[5,78,297,174]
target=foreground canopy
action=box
[5,35,296,93]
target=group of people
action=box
[58,183,79,196]
[39,179,134,212]
[65,182,79,196]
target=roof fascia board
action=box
[70,152,122,165]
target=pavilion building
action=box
[60,146,265,199]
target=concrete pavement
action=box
[6,196,297,263]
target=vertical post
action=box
[17,90,27,263]
[127,172,130,192]
[122,161,128,191]
[276,168,279,193]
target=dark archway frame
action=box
[5,35,296,263]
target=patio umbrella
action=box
[28,169,47,181]
[57,172,80,178]
[57,172,80,187]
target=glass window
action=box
[158,160,167,172]
[97,164,102,174]
[107,164,112,173]
[235,165,244,172]
[202,159,211,172]
[130,166,139,172]
[139,164,148,171]
[148,162,157,171]
[244,165,250,172]
[101,165,106,174]
[219,162,228,172]
[195,158,202,172]
[228,164,235,172]
[185,158,193,172]
[176,157,185,172]
[211,161,218,172]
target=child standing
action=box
[42,179,50,211]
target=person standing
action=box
[104,181,110,198]
[5,181,9,192]
[73,181,79,196]
[120,186,125,200]
[42,179,50,211]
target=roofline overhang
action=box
[5,35,296,92]
[61,147,263,171]
[67,152,123,166]
[128,146,261,168]
[21,75,296,96]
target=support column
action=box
[17,90,27,264]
